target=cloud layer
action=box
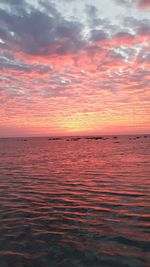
[0,0,150,136]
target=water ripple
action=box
[0,136,150,267]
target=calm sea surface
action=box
[0,135,150,267]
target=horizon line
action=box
[0,133,150,139]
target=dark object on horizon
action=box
[95,136,103,140]
[66,136,108,141]
[71,137,81,141]
[85,136,104,140]
[48,137,61,141]
[66,137,81,141]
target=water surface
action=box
[0,135,150,267]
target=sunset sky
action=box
[0,0,150,137]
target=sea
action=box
[0,135,150,267]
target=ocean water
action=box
[0,135,150,267]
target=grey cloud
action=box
[0,1,84,56]
[0,0,30,18]
[48,76,71,85]
[114,31,134,38]
[123,17,150,36]
[0,0,25,5]
[114,0,150,9]
[89,29,108,41]
[124,17,150,28]
[85,5,98,18]
[85,4,109,28]
[115,0,133,6]
[0,54,53,73]
[110,45,138,64]
[39,0,60,16]
[85,4,121,40]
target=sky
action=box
[0,0,150,137]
